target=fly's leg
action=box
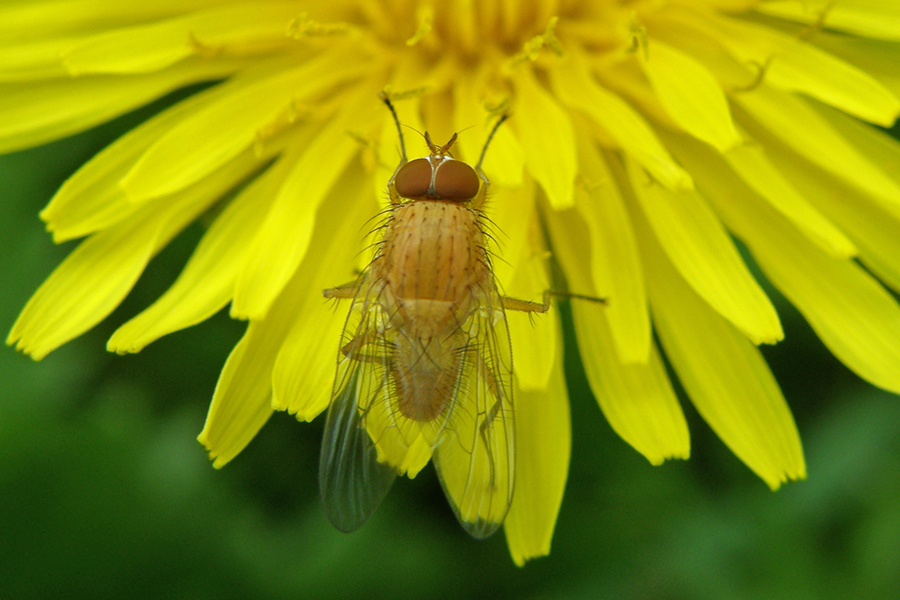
[323,283,360,300]
[502,290,608,314]
[338,330,391,364]
[476,348,507,491]
[480,398,502,491]
[323,282,387,363]
[501,295,548,314]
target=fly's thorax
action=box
[378,201,491,312]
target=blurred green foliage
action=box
[2,103,899,600]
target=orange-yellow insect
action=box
[320,95,548,538]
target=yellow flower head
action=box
[6,0,900,565]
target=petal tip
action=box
[196,433,228,469]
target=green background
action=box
[2,100,899,600]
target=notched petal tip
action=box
[6,335,42,361]
[196,433,228,470]
[7,312,64,362]
[105,336,140,355]
[645,447,691,466]
[764,462,808,491]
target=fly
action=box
[319,93,553,538]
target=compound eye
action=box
[394,158,432,198]
[433,159,480,201]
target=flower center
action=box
[346,1,652,66]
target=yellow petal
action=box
[486,183,555,391]
[121,47,367,202]
[756,0,900,41]
[812,100,900,196]
[8,203,166,361]
[107,154,284,354]
[506,246,557,392]
[272,307,347,421]
[811,32,900,99]
[639,39,741,151]
[572,300,690,465]
[271,169,378,420]
[640,219,805,489]
[450,69,525,188]
[546,192,652,366]
[544,204,596,298]
[626,158,783,345]
[0,36,82,82]
[232,87,382,320]
[0,58,237,153]
[0,0,249,80]
[486,182,535,292]
[197,329,275,468]
[705,167,900,395]
[552,49,693,191]
[376,430,432,480]
[9,149,259,359]
[42,88,209,242]
[450,67,492,166]
[0,1,223,42]
[512,67,576,209]
[200,172,372,467]
[682,9,900,125]
[574,138,651,363]
[61,2,300,75]
[762,38,900,126]
[396,436,432,479]
[546,193,685,462]
[761,109,900,292]
[722,142,856,259]
[482,123,526,189]
[661,128,856,260]
[504,360,570,566]
[734,85,900,210]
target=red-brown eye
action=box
[433,160,479,201]
[394,158,432,198]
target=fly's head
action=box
[380,92,508,209]
[393,132,481,204]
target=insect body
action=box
[320,95,547,538]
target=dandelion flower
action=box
[6,0,900,564]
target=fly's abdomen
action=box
[392,335,460,421]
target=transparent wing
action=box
[319,364,396,532]
[319,278,397,533]
[431,282,516,539]
[321,272,516,537]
